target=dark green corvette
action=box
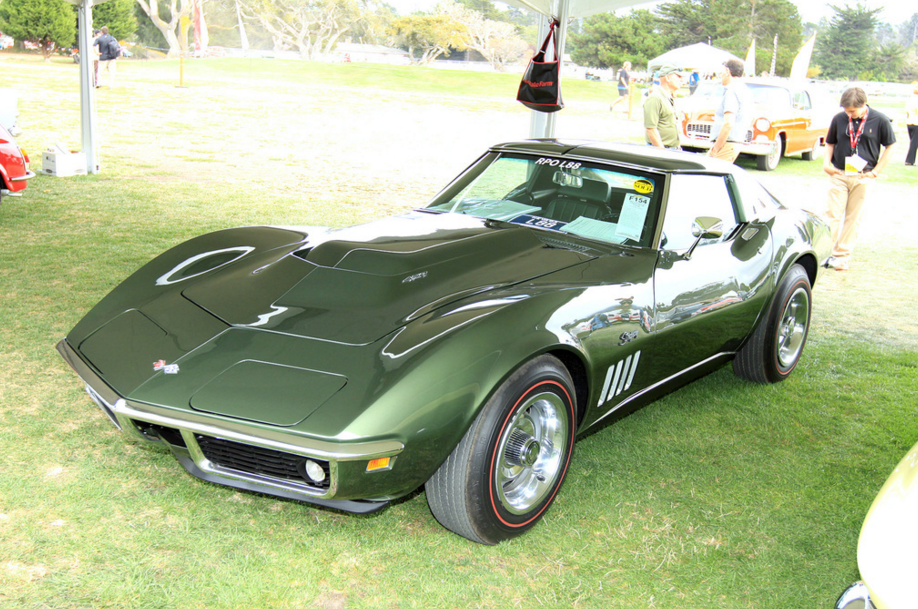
[58,141,831,544]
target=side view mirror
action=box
[684,216,723,259]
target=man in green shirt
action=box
[644,65,683,150]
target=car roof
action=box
[490,139,737,174]
[745,77,811,93]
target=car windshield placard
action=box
[617,194,651,242]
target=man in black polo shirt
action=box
[823,87,896,271]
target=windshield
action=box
[426,153,662,248]
[748,84,792,107]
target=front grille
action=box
[686,123,711,138]
[686,123,755,144]
[195,435,330,490]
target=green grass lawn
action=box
[2,54,917,609]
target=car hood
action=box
[182,211,593,345]
[857,440,918,609]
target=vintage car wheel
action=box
[426,355,576,544]
[757,138,784,171]
[801,139,823,161]
[733,265,811,383]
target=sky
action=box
[384,0,916,26]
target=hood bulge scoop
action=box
[184,212,592,345]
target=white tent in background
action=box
[647,42,743,75]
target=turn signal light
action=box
[366,457,391,472]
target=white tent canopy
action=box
[647,42,743,74]
[503,0,645,19]
[66,0,650,168]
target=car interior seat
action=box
[543,178,613,223]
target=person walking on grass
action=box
[610,61,631,112]
[94,26,120,88]
[823,87,896,272]
[905,81,918,167]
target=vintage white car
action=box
[836,441,918,608]
[678,79,831,171]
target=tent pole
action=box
[528,5,569,140]
[77,1,100,173]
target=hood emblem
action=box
[402,271,428,284]
[153,360,180,375]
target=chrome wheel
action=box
[426,355,576,544]
[777,286,809,369]
[733,264,811,384]
[495,391,568,515]
[757,139,783,171]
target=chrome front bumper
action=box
[679,135,776,156]
[835,581,876,609]
[57,338,400,514]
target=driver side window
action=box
[660,175,738,251]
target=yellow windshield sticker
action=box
[633,179,653,194]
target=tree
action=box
[238,0,359,59]
[813,4,881,80]
[899,13,918,48]
[741,0,802,77]
[653,0,802,75]
[439,0,527,71]
[871,42,907,81]
[93,0,138,41]
[0,0,75,59]
[349,2,395,45]
[569,10,664,69]
[134,0,196,58]
[389,13,467,65]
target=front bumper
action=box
[57,338,402,514]
[679,134,776,156]
[835,581,876,609]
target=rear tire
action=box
[733,265,811,383]
[426,355,576,545]
[802,138,823,161]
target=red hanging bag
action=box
[517,19,564,113]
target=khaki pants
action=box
[826,173,869,260]
[708,142,739,163]
[101,59,117,87]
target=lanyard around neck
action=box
[848,108,868,152]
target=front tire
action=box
[733,264,811,383]
[757,137,784,171]
[426,355,576,545]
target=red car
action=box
[0,122,34,206]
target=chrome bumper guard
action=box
[835,581,876,609]
[11,170,37,182]
[56,338,399,514]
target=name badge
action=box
[845,154,868,175]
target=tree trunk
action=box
[135,0,191,58]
